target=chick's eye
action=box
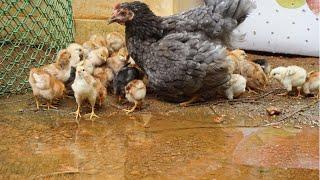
[120,11,126,16]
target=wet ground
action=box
[0,53,319,179]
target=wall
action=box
[72,0,175,43]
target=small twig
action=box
[35,170,80,179]
[263,100,319,127]
[185,89,280,107]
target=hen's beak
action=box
[108,11,119,24]
[108,17,116,24]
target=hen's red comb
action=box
[114,3,121,9]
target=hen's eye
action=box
[120,11,126,16]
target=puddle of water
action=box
[0,95,318,179]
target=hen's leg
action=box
[179,95,199,107]
[123,101,138,114]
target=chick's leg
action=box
[70,104,81,122]
[293,87,303,98]
[89,105,99,120]
[123,101,138,114]
[47,100,58,110]
[247,87,258,94]
[34,96,40,110]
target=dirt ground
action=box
[0,53,319,179]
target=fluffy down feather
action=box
[225,74,246,100]
[270,66,307,96]
[42,49,72,82]
[303,71,320,97]
[29,68,65,109]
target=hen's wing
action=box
[162,0,255,45]
[145,32,230,101]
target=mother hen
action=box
[108,0,255,103]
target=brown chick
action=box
[106,32,125,55]
[71,65,102,122]
[83,34,108,52]
[87,47,109,67]
[124,79,146,114]
[107,48,128,74]
[303,71,320,98]
[42,49,72,82]
[93,67,114,87]
[29,68,65,110]
[228,49,268,92]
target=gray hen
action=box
[108,0,255,103]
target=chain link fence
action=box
[0,0,74,96]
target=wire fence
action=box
[0,0,74,96]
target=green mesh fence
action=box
[0,0,74,96]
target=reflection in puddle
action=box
[0,106,318,179]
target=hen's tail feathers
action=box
[205,0,256,23]
[206,0,256,46]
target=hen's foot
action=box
[179,96,199,107]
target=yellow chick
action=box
[71,65,103,122]
[42,49,71,82]
[225,74,247,100]
[29,68,65,110]
[303,71,320,98]
[124,79,146,114]
[106,32,125,55]
[270,66,307,97]
[67,43,85,67]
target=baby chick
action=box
[71,65,101,122]
[229,49,247,61]
[106,32,125,55]
[93,67,114,87]
[87,47,109,67]
[252,59,271,75]
[228,50,267,92]
[67,43,85,67]
[83,34,108,53]
[124,80,146,114]
[303,71,320,98]
[225,74,247,100]
[29,68,65,110]
[270,66,307,97]
[107,49,128,74]
[43,49,72,82]
[113,65,144,102]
